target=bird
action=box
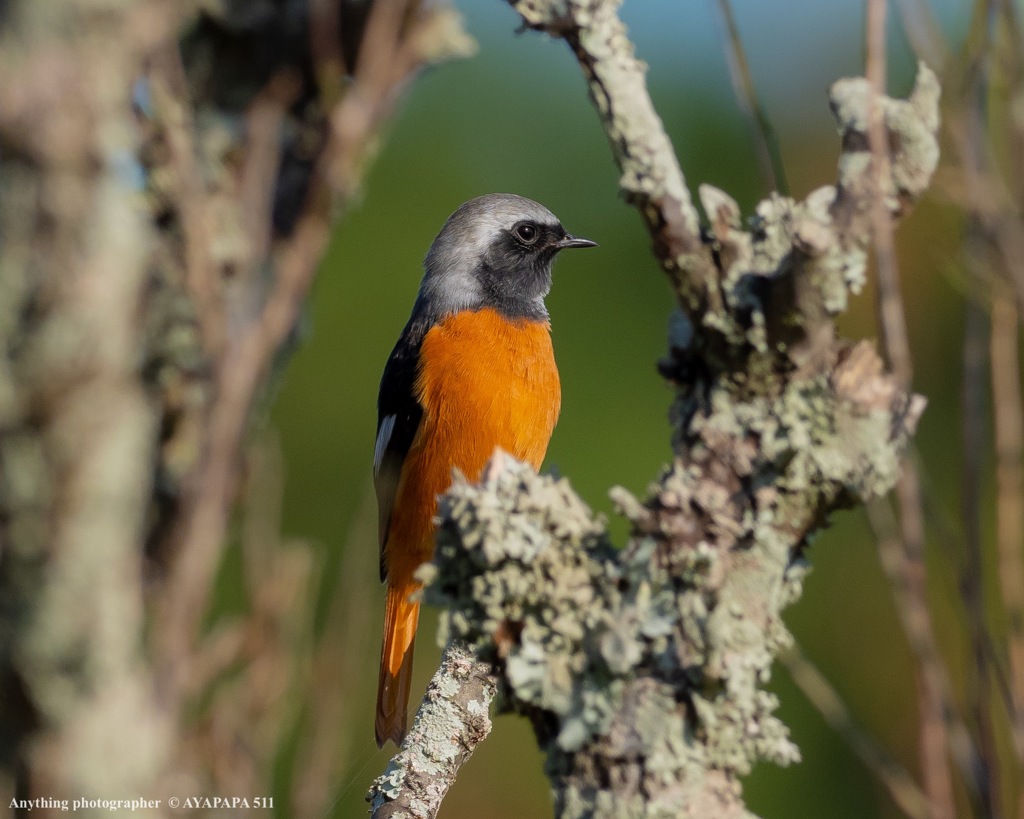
[372,193,597,747]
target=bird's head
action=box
[420,193,597,321]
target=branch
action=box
[864,1,959,814]
[869,488,993,816]
[368,643,496,819]
[711,0,790,196]
[149,0,476,705]
[779,646,930,819]
[990,287,1024,762]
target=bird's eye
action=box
[514,223,539,244]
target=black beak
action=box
[557,233,599,250]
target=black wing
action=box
[373,315,428,582]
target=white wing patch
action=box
[374,415,396,476]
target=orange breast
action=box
[383,308,561,582]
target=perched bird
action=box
[373,193,597,746]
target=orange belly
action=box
[384,307,561,584]
[375,307,560,745]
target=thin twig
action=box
[990,286,1024,762]
[866,0,913,389]
[310,0,347,94]
[188,430,319,799]
[238,73,301,289]
[148,41,226,358]
[954,3,1022,815]
[915,443,1021,736]
[893,0,950,71]
[988,5,1024,803]
[869,498,982,816]
[961,292,1001,819]
[780,646,930,819]
[155,0,438,703]
[865,1,958,815]
[711,0,789,196]
[291,483,379,819]
[948,0,1024,317]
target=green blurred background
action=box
[268,1,984,816]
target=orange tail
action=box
[375,583,421,747]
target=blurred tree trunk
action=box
[0,0,471,815]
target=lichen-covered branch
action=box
[427,322,926,815]
[372,1,940,815]
[367,643,496,819]
[0,0,176,806]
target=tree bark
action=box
[368,643,497,819]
